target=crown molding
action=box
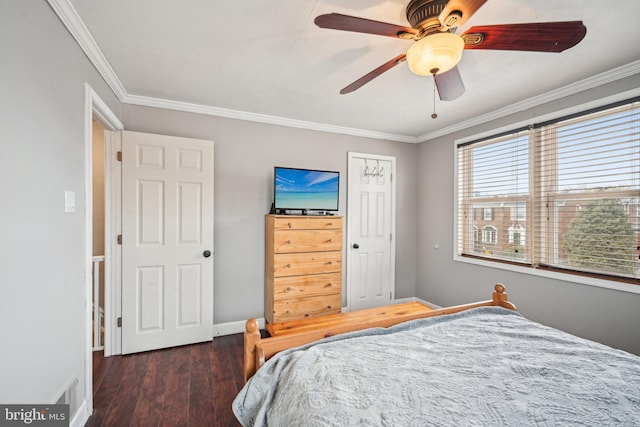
[47,0,128,100]
[49,0,638,145]
[417,60,640,142]
[46,0,416,143]
[122,93,418,143]
[47,0,416,143]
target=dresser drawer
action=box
[274,252,342,277]
[272,216,343,231]
[273,229,342,253]
[272,293,342,322]
[273,273,342,300]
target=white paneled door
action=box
[121,131,214,354]
[347,153,395,311]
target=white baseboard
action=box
[414,298,442,310]
[213,318,265,337]
[391,296,418,304]
[386,296,442,310]
[70,400,89,427]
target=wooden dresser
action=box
[265,215,343,324]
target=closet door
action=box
[347,153,395,311]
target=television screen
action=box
[274,167,339,211]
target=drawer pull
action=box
[287,222,292,228]
[285,264,291,268]
[287,240,292,244]
[326,239,332,243]
[325,283,332,288]
[326,261,332,265]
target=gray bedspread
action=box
[233,307,640,426]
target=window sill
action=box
[453,254,640,295]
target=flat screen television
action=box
[273,166,339,213]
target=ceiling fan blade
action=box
[315,13,418,39]
[434,66,465,101]
[462,21,587,52]
[439,0,487,29]
[340,54,407,94]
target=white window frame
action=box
[473,225,480,250]
[483,208,493,221]
[510,204,526,221]
[482,225,497,244]
[508,224,526,245]
[453,92,640,296]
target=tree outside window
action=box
[562,199,636,275]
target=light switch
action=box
[65,190,75,213]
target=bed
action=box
[233,284,640,426]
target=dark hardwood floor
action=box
[87,334,244,427]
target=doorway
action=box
[92,120,106,351]
[83,84,124,422]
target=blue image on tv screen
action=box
[274,167,339,211]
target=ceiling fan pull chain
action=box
[431,74,438,119]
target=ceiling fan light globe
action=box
[406,32,464,76]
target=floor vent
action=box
[56,378,78,416]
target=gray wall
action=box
[0,0,121,407]
[121,105,419,323]
[417,74,640,355]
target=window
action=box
[510,203,526,221]
[473,225,480,250]
[458,131,530,262]
[508,225,525,246]
[457,99,640,281]
[483,226,497,244]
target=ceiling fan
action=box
[315,0,587,100]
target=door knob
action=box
[203,250,212,258]
[352,243,359,249]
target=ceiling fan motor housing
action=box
[406,0,449,29]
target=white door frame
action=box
[346,152,397,311]
[83,84,123,423]
[104,129,122,357]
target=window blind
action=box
[457,130,531,264]
[534,103,640,278]
[457,99,640,281]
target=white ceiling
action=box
[61,0,640,142]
